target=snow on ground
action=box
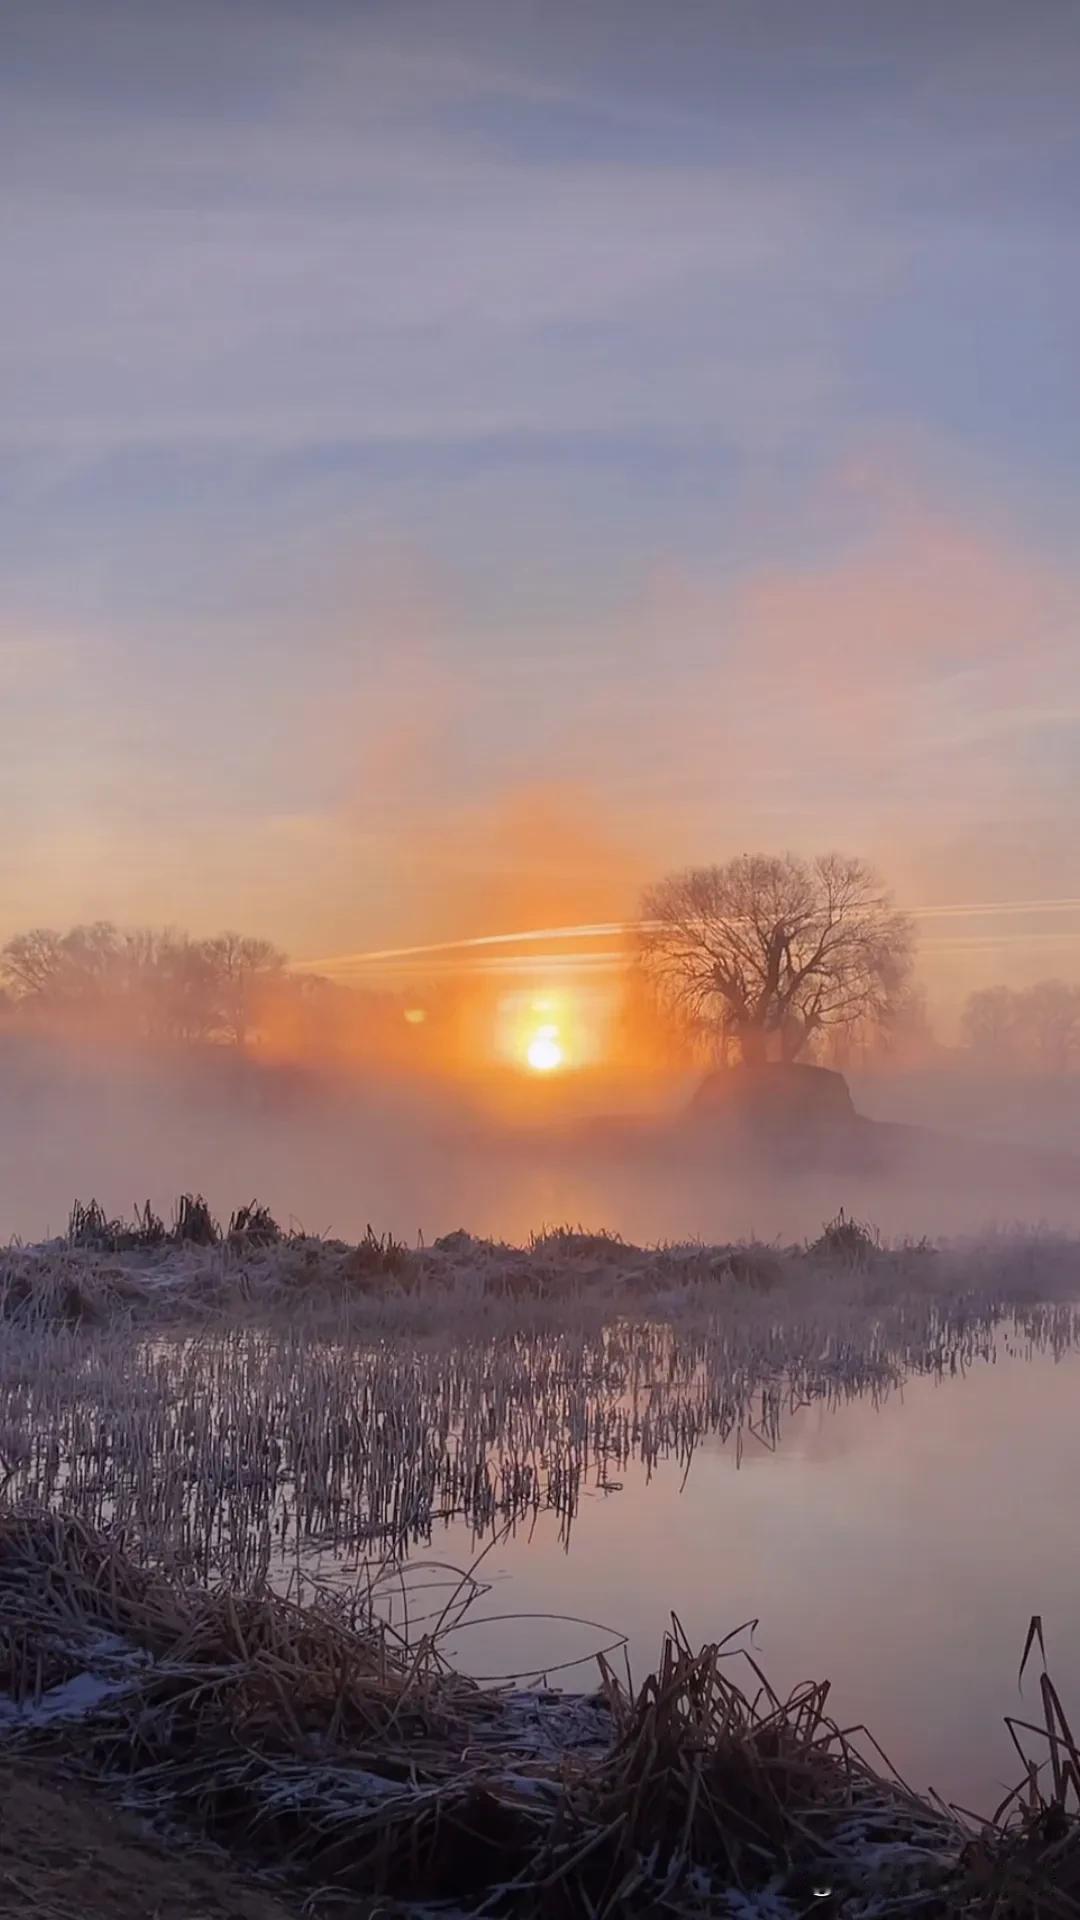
[0,1634,149,1729]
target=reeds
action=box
[4,1205,1077,1333]
[0,1510,581,1906]
[0,1225,1078,1579]
[68,1197,167,1251]
[3,1215,1080,1911]
[2,1511,1079,1916]
[227,1201,281,1246]
[66,1192,285,1254]
[806,1208,883,1268]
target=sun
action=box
[526,1023,564,1073]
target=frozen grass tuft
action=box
[226,1200,281,1246]
[806,1208,882,1268]
[2,1512,1080,1916]
[68,1196,168,1252]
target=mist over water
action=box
[5,1032,1080,1246]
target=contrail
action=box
[908,898,1080,920]
[295,898,1080,975]
[294,923,632,971]
[322,953,627,979]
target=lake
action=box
[6,1237,1080,1821]
[360,1341,1080,1817]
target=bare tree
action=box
[1020,979,1080,1075]
[821,984,937,1072]
[1,928,66,999]
[638,852,913,1066]
[2,922,121,1007]
[148,935,220,1045]
[961,985,1020,1064]
[962,981,1080,1074]
[2,922,287,1050]
[200,933,286,1049]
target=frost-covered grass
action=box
[1,1509,1078,1919]
[3,1219,1080,1910]
[0,1220,1078,1580]
[4,1206,1079,1329]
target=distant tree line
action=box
[4,904,1078,1079]
[0,924,289,1049]
[961,980,1080,1075]
[0,921,417,1062]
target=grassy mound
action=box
[0,1194,993,1328]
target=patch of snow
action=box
[493,1770,560,1802]
[254,1763,419,1815]
[723,1887,797,1920]
[0,1632,149,1733]
[498,1686,610,1755]
[0,1667,135,1728]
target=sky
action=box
[2,0,1079,1010]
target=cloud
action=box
[0,2,906,465]
[285,490,1080,946]
[525,489,1080,962]
[3,481,1079,1023]
[5,0,1076,491]
[3,3,1079,1007]
[725,510,1069,765]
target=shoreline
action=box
[2,1507,1064,1919]
[4,1212,1080,1911]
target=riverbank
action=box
[0,1509,1074,1918]
[0,1756,301,1919]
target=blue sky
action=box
[2,0,1079,1002]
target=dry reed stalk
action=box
[0,1231,1078,1583]
[7,1513,1080,1914]
[0,1512,981,1915]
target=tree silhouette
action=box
[639,853,913,1066]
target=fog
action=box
[5,1033,1080,1249]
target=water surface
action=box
[10,1287,1080,1816]
[386,1344,1080,1815]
